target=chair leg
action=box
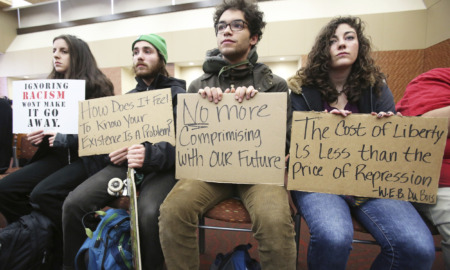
[199,216,205,254]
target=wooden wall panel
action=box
[101,67,122,96]
[373,50,424,103]
[167,63,175,77]
[375,38,450,103]
[424,39,450,72]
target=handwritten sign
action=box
[176,93,287,185]
[13,79,85,134]
[78,88,174,156]
[287,112,448,204]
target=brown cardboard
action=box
[176,93,287,185]
[78,88,174,156]
[287,112,448,204]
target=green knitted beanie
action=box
[131,34,168,63]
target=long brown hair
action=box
[153,51,169,77]
[296,16,385,103]
[48,35,114,99]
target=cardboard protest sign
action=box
[78,88,174,156]
[176,93,287,185]
[13,79,85,134]
[287,112,448,204]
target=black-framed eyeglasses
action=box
[215,20,248,34]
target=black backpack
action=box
[210,243,261,270]
[0,211,55,270]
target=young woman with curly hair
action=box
[288,17,435,270]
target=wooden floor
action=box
[199,218,445,270]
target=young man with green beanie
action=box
[159,0,297,269]
[62,33,186,270]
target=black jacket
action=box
[287,76,396,114]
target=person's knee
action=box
[322,230,353,250]
[250,196,292,231]
[159,198,187,226]
[309,222,353,250]
[30,187,49,209]
[62,191,82,218]
[409,238,436,262]
[391,236,435,264]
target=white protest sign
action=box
[13,79,85,134]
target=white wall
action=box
[3,0,449,85]
[179,66,203,90]
[6,0,427,52]
[266,61,299,82]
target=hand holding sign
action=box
[45,131,57,147]
[233,86,258,102]
[27,130,45,145]
[199,87,224,104]
[109,147,128,166]
[127,144,145,169]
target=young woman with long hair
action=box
[288,17,435,269]
[0,34,114,267]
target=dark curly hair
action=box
[296,16,385,104]
[213,0,266,44]
[48,35,114,99]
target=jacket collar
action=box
[202,47,258,75]
[134,73,187,91]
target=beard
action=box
[133,62,159,81]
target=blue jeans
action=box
[292,191,435,270]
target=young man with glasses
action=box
[159,0,296,269]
